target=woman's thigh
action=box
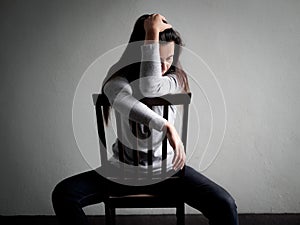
[52,166,149,207]
[182,166,237,215]
[52,169,113,207]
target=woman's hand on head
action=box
[164,121,186,171]
[144,14,172,42]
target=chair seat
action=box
[104,172,183,208]
[109,193,155,198]
[106,193,182,208]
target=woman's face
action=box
[159,41,175,75]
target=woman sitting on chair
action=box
[52,13,239,225]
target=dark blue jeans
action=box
[52,165,239,225]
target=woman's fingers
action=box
[179,143,186,170]
[174,152,184,170]
[172,141,186,170]
[165,121,185,171]
[172,149,179,170]
[172,147,179,169]
[158,14,172,29]
[144,14,172,33]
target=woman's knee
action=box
[52,179,67,205]
[52,176,78,205]
[216,191,237,214]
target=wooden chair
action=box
[92,92,192,225]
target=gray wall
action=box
[1,0,300,215]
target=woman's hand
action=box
[164,121,186,170]
[144,14,172,43]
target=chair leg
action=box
[176,203,185,225]
[111,207,116,225]
[105,203,116,225]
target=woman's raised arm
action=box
[139,14,181,97]
[139,43,181,97]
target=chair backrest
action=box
[92,93,192,184]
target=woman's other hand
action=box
[164,121,186,170]
[144,14,172,43]
[144,14,172,33]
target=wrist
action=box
[164,121,172,131]
[144,29,159,43]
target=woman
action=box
[52,14,239,225]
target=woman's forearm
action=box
[103,76,168,131]
[139,43,180,97]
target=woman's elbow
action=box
[140,86,167,98]
[140,88,154,97]
[139,85,160,97]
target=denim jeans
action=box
[52,165,239,225]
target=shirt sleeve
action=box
[103,76,168,131]
[139,43,182,97]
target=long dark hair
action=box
[101,14,189,125]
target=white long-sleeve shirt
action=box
[103,43,182,173]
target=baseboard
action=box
[0,214,299,225]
